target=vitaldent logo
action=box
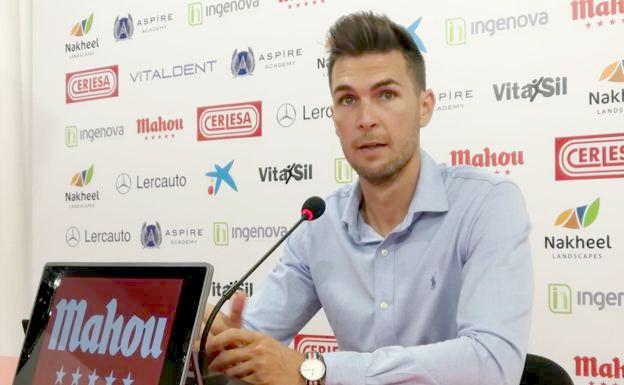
[493,76,567,102]
[205,161,238,196]
[406,17,427,53]
[66,165,100,209]
[212,222,287,245]
[445,12,548,46]
[66,65,119,104]
[136,116,184,141]
[197,101,262,141]
[435,89,474,112]
[571,0,624,29]
[66,13,99,59]
[258,163,313,184]
[187,0,259,22]
[294,335,339,354]
[450,147,525,175]
[545,198,612,261]
[549,283,624,313]
[65,124,125,147]
[129,61,216,83]
[335,158,353,184]
[590,59,624,116]
[555,132,624,180]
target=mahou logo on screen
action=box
[32,277,182,385]
[555,132,624,180]
[294,334,339,354]
[197,101,262,141]
[66,65,119,104]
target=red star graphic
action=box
[151,135,155,140]
[144,136,148,140]
[610,18,616,25]
[305,1,308,5]
[288,4,292,8]
[297,3,300,7]
[494,170,500,174]
[158,135,161,139]
[601,382,607,385]
[505,169,511,175]
[598,20,604,26]
[589,381,594,385]
[313,0,317,3]
[171,134,175,138]
[164,134,168,138]
[586,22,592,28]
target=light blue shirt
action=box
[243,151,533,385]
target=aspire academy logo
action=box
[66,65,119,104]
[555,132,624,180]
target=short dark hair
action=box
[327,12,426,90]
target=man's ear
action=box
[419,89,436,127]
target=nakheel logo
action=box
[493,76,567,102]
[450,147,525,175]
[212,221,287,245]
[555,132,624,181]
[335,158,353,184]
[197,101,262,141]
[445,11,548,46]
[590,59,624,116]
[66,65,119,104]
[435,89,475,112]
[31,277,182,385]
[549,283,624,314]
[65,124,125,147]
[571,0,624,29]
[294,335,339,354]
[545,198,613,261]
[573,355,624,384]
[66,165,100,209]
[137,116,184,141]
[258,163,313,184]
[66,13,99,59]
[211,281,254,297]
[205,161,238,196]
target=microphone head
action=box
[301,196,325,221]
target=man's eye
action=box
[380,90,396,100]
[340,95,356,105]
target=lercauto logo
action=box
[66,65,119,104]
[406,17,427,53]
[549,284,572,314]
[70,164,94,187]
[555,198,600,230]
[600,59,624,82]
[205,160,238,196]
[294,335,339,354]
[555,132,624,181]
[70,13,93,36]
[197,101,262,141]
[335,158,353,184]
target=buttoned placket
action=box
[373,240,397,347]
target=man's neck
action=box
[359,151,421,238]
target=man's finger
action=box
[228,291,247,328]
[209,345,253,372]
[223,360,256,380]
[205,328,256,355]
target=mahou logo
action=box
[450,147,525,175]
[66,65,119,104]
[571,0,624,28]
[574,356,624,382]
[555,132,624,180]
[32,277,182,385]
[294,334,339,354]
[197,101,262,141]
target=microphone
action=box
[197,196,325,373]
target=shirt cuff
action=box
[323,351,367,385]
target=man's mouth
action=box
[358,142,386,151]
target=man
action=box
[204,11,533,385]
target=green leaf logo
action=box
[85,164,94,185]
[85,13,94,35]
[582,198,600,228]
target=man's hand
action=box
[203,291,247,337]
[206,328,306,385]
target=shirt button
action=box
[380,249,389,257]
[380,301,389,310]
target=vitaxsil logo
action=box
[294,334,339,354]
[66,65,119,104]
[197,101,262,141]
[32,277,182,385]
[555,132,624,181]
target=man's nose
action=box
[357,99,379,131]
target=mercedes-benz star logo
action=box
[116,173,132,194]
[276,103,296,128]
[65,227,80,247]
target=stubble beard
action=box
[349,135,419,186]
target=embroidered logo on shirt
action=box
[430,273,437,290]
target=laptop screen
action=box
[13,263,212,385]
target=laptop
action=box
[13,263,213,385]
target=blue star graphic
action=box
[407,17,427,53]
[205,160,238,195]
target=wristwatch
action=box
[299,351,326,385]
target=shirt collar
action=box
[341,150,449,240]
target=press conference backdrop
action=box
[30,0,623,384]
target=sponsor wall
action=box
[30,0,623,384]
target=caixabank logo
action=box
[197,101,262,141]
[571,0,624,29]
[449,147,525,175]
[66,65,119,104]
[66,164,100,209]
[590,58,624,116]
[66,13,99,59]
[31,277,181,385]
[555,132,624,180]
[294,335,339,354]
[572,355,624,384]
[545,198,613,261]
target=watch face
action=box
[300,358,326,381]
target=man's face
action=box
[330,50,434,184]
